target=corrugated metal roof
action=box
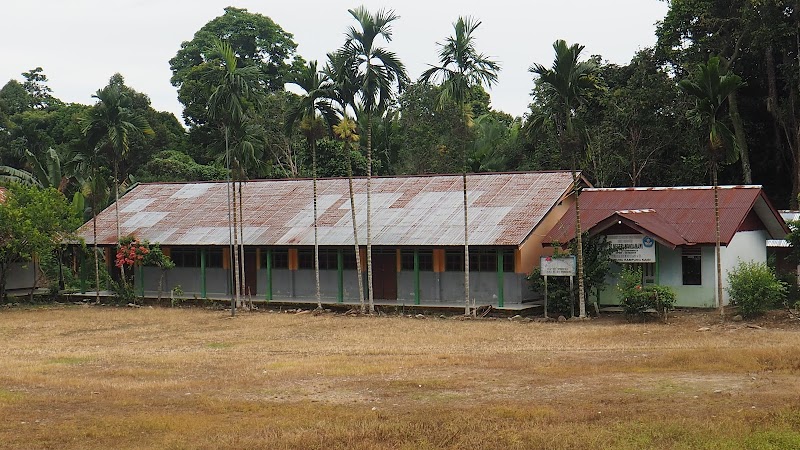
[0,187,6,203]
[77,172,576,247]
[546,186,789,246]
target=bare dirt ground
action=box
[0,305,799,449]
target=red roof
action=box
[77,172,576,247]
[545,186,789,247]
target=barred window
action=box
[682,247,702,285]
[171,247,200,268]
[445,250,464,272]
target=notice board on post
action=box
[540,256,576,276]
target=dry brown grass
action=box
[1,305,799,449]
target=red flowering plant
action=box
[116,236,150,269]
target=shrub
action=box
[617,267,677,320]
[527,267,575,317]
[727,260,787,318]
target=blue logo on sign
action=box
[642,236,654,248]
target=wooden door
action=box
[372,253,397,300]
[244,250,258,296]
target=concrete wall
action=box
[721,230,769,306]
[598,244,717,308]
[518,193,574,275]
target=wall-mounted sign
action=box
[540,255,577,276]
[607,234,656,263]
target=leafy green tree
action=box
[0,184,78,301]
[395,82,467,174]
[169,6,300,166]
[21,68,61,110]
[529,39,599,318]
[420,16,500,315]
[80,80,154,256]
[679,56,744,317]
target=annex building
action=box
[76,171,579,308]
[545,186,789,308]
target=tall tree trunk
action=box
[92,175,100,303]
[114,161,126,286]
[343,134,365,312]
[463,169,470,316]
[238,179,246,308]
[713,166,724,318]
[224,127,237,316]
[232,180,241,308]
[312,138,321,310]
[728,92,751,184]
[574,166,586,319]
[366,115,374,314]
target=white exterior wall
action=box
[719,230,769,306]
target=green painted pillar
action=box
[337,249,344,303]
[79,251,86,294]
[138,264,144,297]
[414,250,420,305]
[200,248,207,298]
[266,249,272,301]
[497,249,505,308]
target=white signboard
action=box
[608,234,656,263]
[540,256,577,276]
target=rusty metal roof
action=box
[545,186,789,246]
[77,172,576,247]
[0,187,5,203]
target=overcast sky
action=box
[2,1,669,122]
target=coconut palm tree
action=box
[420,16,500,315]
[529,39,599,319]
[80,83,153,286]
[678,56,744,318]
[204,38,262,316]
[287,60,338,310]
[340,6,409,313]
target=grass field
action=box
[1,305,799,449]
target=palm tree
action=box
[64,141,110,303]
[205,38,262,316]
[80,83,153,287]
[678,56,744,318]
[340,6,409,313]
[420,16,500,315]
[324,50,366,312]
[529,40,599,319]
[287,61,338,310]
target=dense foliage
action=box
[727,260,788,318]
[616,267,677,320]
[0,4,796,210]
[0,184,78,300]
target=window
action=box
[298,249,314,270]
[400,250,434,271]
[445,250,464,272]
[319,249,338,270]
[502,250,514,273]
[469,249,497,272]
[401,251,414,271]
[682,247,702,285]
[206,247,223,268]
[171,247,199,267]
[342,250,358,270]
[263,249,289,269]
